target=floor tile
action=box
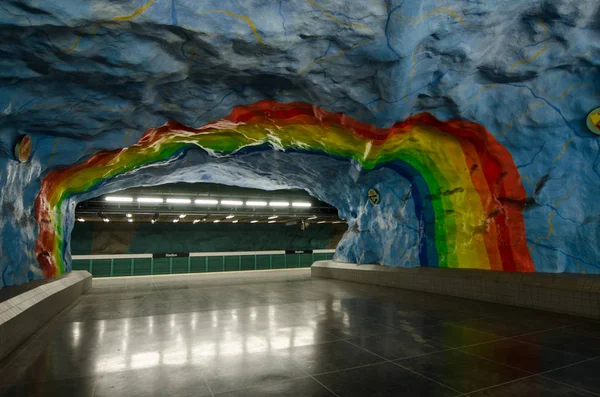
[347,331,448,360]
[414,323,502,348]
[398,350,530,394]
[0,377,95,397]
[202,351,308,395]
[2,272,594,397]
[561,321,600,339]
[286,340,384,375]
[452,316,549,337]
[93,367,212,397]
[213,377,335,397]
[516,329,600,358]
[315,318,396,339]
[466,376,596,396]
[543,358,600,394]
[316,361,458,397]
[461,339,587,373]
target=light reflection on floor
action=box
[0,269,597,397]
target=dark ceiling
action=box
[75,182,343,225]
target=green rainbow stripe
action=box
[35,100,534,277]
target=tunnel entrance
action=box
[35,100,534,281]
[70,182,347,277]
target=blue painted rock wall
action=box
[0,0,599,286]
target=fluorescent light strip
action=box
[308,216,318,220]
[77,218,85,223]
[292,202,311,208]
[213,219,221,223]
[127,219,133,223]
[172,219,179,223]
[105,196,133,203]
[245,201,268,207]
[317,221,327,224]
[137,197,163,203]
[126,213,132,218]
[226,215,235,219]
[268,215,278,220]
[269,201,290,207]
[103,218,110,223]
[232,220,239,223]
[166,198,191,204]
[195,199,218,205]
[179,214,187,218]
[250,220,258,223]
[221,200,243,206]
[268,220,276,224]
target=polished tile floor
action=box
[1,269,599,396]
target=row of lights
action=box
[105,196,312,208]
[77,213,345,224]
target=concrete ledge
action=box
[311,261,600,319]
[0,271,92,362]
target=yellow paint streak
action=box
[401,48,418,103]
[63,0,150,53]
[46,138,60,168]
[530,184,578,250]
[63,35,82,53]
[186,53,198,72]
[499,102,544,136]
[306,0,371,30]
[469,84,496,104]
[196,10,263,44]
[414,7,467,25]
[552,137,575,163]
[522,176,536,187]
[555,83,591,100]
[297,40,373,75]
[510,18,549,71]
[394,7,467,26]
[122,130,132,144]
[574,261,587,274]
[112,0,155,21]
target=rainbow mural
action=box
[35,100,534,278]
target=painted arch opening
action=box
[35,100,534,279]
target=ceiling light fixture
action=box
[128,219,133,223]
[151,219,156,224]
[269,201,290,207]
[317,221,327,224]
[250,220,258,223]
[179,214,187,218]
[213,219,221,223]
[268,215,278,220]
[103,218,110,223]
[166,198,191,204]
[195,199,218,205]
[137,197,163,203]
[77,218,85,223]
[221,200,243,206]
[245,200,268,206]
[292,202,312,208]
[173,219,179,223]
[268,220,276,223]
[193,219,201,224]
[308,215,317,220]
[225,214,235,219]
[105,196,133,203]
[126,213,132,218]
[232,220,239,223]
